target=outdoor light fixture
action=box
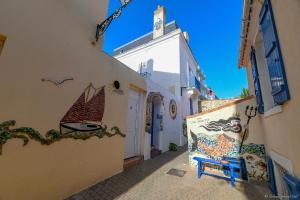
[95,0,132,41]
[112,80,124,95]
[180,86,188,96]
[113,80,120,90]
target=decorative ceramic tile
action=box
[187,115,267,182]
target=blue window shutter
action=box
[194,77,201,92]
[250,47,264,114]
[283,173,300,199]
[259,0,290,105]
[267,157,278,195]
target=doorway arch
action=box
[145,92,164,155]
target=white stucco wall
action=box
[115,30,181,96]
[179,35,200,88]
[114,30,185,150]
[114,27,202,150]
[179,35,201,117]
[147,80,182,152]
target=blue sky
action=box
[104,0,248,98]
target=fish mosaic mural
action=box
[190,130,239,160]
[200,117,242,133]
[188,114,268,182]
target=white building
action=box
[114,5,208,159]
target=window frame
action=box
[250,47,265,114]
[259,0,290,105]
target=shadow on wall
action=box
[187,97,268,182]
[151,71,180,93]
[67,145,188,200]
[138,58,181,98]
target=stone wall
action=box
[200,98,240,112]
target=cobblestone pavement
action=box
[67,146,270,200]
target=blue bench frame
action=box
[193,157,242,188]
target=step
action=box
[123,156,143,170]
[151,148,162,158]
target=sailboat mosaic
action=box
[0,83,125,155]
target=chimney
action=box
[153,5,166,39]
[183,32,190,43]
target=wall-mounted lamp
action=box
[113,80,124,95]
[95,0,132,42]
[180,86,188,96]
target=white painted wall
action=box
[179,35,200,88]
[179,35,201,117]
[115,30,181,96]
[147,79,182,153]
[114,28,202,153]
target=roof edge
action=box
[238,0,252,68]
[113,20,178,52]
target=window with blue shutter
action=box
[259,0,290,105]
[250,47,264,114]
[194,77,201,92]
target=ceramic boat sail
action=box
[60,84,105,132]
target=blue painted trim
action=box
[259,0,290,105]
[250,47,265,114]
[267,157,278,195]
[283,173,300,200]
[193,157,242,188]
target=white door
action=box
[125,90,140,159]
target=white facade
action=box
[114,6,207,158]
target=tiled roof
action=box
[113,21,178,56]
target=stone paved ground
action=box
[67,146,270,200]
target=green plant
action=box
[169,143,178,151]
[240,87,250,98]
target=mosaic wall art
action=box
[41,77,74,86]
[169,99,177,120]
[60,83,105,131]
[241,143,267,181]
[188,114,267,181]
[0,120,125,155]
[0,83,125,155]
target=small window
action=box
[0,34,7,56]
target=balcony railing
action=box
[189,77,201,92]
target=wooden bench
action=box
[193,157,242,188]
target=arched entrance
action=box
[145,92,164,157]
